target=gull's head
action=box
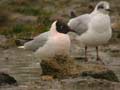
[55,20,76,34]
[95,1,111,14]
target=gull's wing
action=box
[68,14,91,35]
[24,31,50,51]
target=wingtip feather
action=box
[18,46,25,49]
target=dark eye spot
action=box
[98,4,104,9]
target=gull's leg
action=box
[96,46,100,60]
[96,46,104,64]
[85,46,88,61]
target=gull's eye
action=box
[98,4,104,9]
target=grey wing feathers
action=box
[68,14,90,35]
[24,31,49,51]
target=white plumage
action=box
[76,13,112,46]
[23,31,49,51]
[34,21,71,60]
[68,1,112,61]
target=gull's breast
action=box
[77,14,112,46]
[35,34,70,60]
[89,14,111,33]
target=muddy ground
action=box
[0,42,120,90]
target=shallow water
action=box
[0,48,42,85]
[0,43,120,89]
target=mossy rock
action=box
[81,69,119,82]
[40,56,119,82]
[40,56,80,78]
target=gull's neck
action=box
[49,21,58,36]
[90,7,109,17]
[90,8,100,16]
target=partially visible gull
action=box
[68,1,112,62]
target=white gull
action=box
[68,1,112,62]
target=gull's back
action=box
[68,14,91,35]
[24,31,49,51]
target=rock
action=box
[112,22,120,31]
[40,56,81,78]
[81,68,119,82]
[111,15,120,31]
[41,75,54,81]
[0,35,8,48]
[40,56,119,82]
[0,72,17,86]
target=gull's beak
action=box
[70,28,77,33]
[67,25,77,33]
[106,8,112,12]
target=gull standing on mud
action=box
[34,20,76,60]
[68,1,112,62]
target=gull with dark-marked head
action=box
[34,20,75,60]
